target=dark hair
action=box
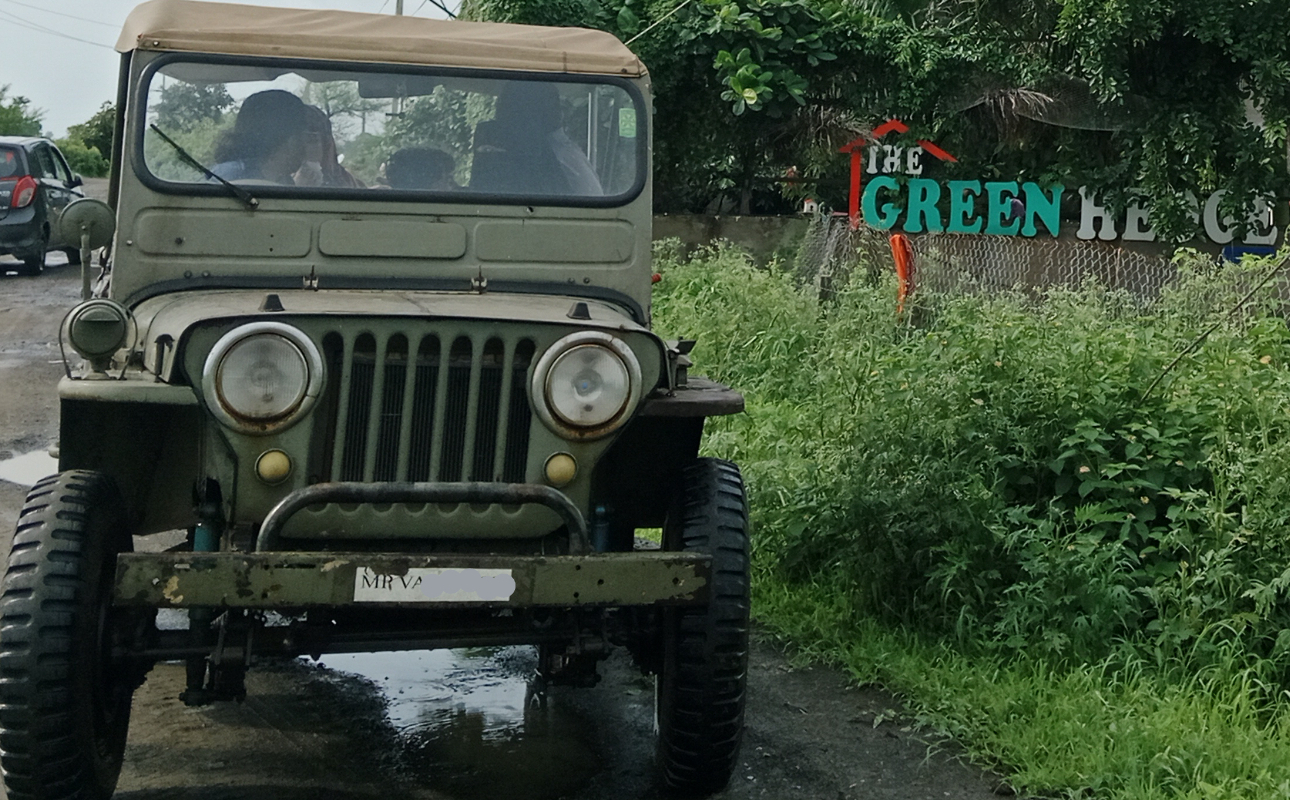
[387,147,454,189]
[213,90,311,164]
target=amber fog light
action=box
[256,450,293,484]
[544,453,577,487]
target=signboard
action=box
[843,120,1279,246]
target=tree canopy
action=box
[67,102,115,163]
[0,85,43,138]
[467,0,1290,239]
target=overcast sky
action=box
[2,0,455,138]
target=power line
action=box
[6,12,114,49]
[0,0,117,28]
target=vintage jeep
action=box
[0,1,749,798]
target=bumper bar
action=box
[113,551,709,609]
[255,481,590,553]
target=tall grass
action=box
[652,243,1290,799]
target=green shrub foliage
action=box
[654,244,1290,669]
[54,139,108,178]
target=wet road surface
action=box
[0,210,1007,800]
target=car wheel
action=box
[62,247,82,266]
[655,458,750,794]
[0,471,148,800]
[17,233,46,277]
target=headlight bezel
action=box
[531,331,642,440]
[202,322,324,434]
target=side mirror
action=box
[68,174,83,189]
[57,198,115,301]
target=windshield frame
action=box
[131,52,650,209]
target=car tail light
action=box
[10,176,36,208]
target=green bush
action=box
[653,243,1290,671]
[54,138,108,178]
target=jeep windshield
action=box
[138,56,646,206]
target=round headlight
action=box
[547,344,631,427]
[532,332,643,439]
[217,334,308,420]
[202,322,323,434]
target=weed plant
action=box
[653,242,1290,798]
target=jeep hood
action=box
[131,288,656,382]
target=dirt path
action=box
[0,227,1007,799]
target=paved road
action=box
[0,205,1006,799]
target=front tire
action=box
[0,471,143,800]
[656,458,750,794]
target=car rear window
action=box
[0,148,21,180]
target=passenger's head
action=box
[386,147,455,190]
[493,82,562,135]
[215,90,312,179]
[302,105,336,163]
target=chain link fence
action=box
[794,212,1192,304]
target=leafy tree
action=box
[67,102,116,164]
[469,0,1290,238]
[300,82,389,141]
[153,82,234,132]
[0,85,43,137]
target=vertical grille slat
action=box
[339,334,376,482]
[373,335,408,482]
[427,336,453,481]
[394,335,426,481]
[406,335,441,481]
[360,336,391,482]
[503,339,536,483]
[439,337,473,483]
[487,342,516,482]
[468,339,507,481]
[323,328,535,485]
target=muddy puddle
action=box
[0,449,57,487]
[319,647,603,799]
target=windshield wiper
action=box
[149,124,259,210]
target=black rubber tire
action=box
[656,458,750,794]
[17,232,46,277]
[0,471,140,800]
[61,247,81,267]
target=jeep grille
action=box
[316,331,536,483]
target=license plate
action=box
[353,566,516,603]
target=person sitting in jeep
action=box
[210,89,313,184]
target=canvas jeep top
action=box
[0,2,749,799]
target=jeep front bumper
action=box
[113,551,709,609]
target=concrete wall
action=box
[653,214,811,265]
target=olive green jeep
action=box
[0,1,749,798]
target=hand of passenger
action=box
[294,160,324,186]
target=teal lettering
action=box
[984,181,1021,235]
[946,181,982,233]
[904,178,942,233]
[862,176,901,230]
[1021,182,1063,237]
